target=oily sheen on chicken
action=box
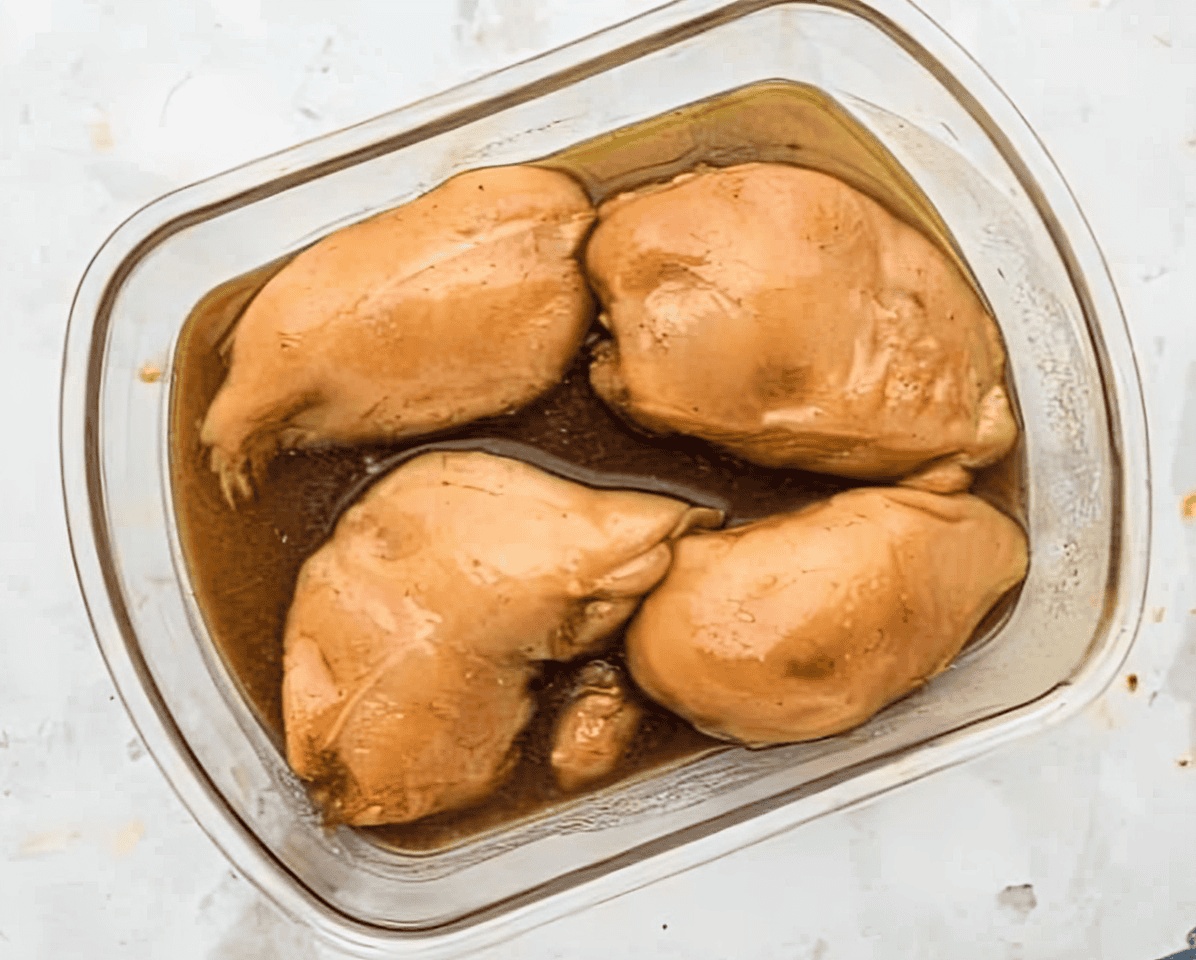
[626,487,1027,746]
[550,660,644,793]
[281,451,722,826]
[202,165,596,505]
[586,163,1016,492]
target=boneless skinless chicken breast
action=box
[550,660,644,793]
[626,487,1027,746]
[202,165,596,505]
[281,451,721,826]
[586,163,1017,491]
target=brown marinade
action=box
[169,81,1025,851]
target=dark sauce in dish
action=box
[169,81,1026,851]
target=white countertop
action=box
[2,1,1194,957]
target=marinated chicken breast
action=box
[550,660,644,793]
[202,166,596,505]
[626,487,1027,746]
[282,451,722,825]
[586,163,1016,491]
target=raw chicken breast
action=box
[586,163,1016,491]
[282,450,722,826]
[626,487,1027,746]
[202,165,596,505]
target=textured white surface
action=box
[1,0,1194,957]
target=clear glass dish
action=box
[60,0,1149,956]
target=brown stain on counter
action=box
[169,81,1025,851]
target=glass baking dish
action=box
[60,0,1149,955]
